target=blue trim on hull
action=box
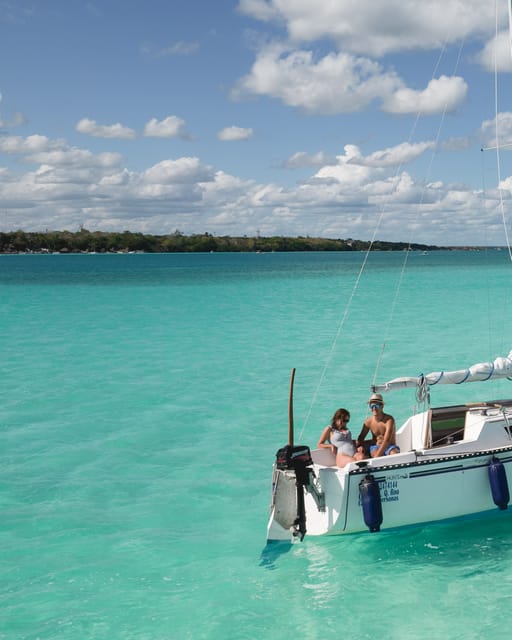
[348,447,512,478]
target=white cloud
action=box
[33,164,103,185]
[143,116,189,138]
[1,1,510,245]
[349,142,436,168]
[441,136,474,152]
[382,76,468,115]
[0,134,121,170]
[233,1,496,117]
[0,134,64,154]
[98,169,132,187]
[313,146,375,189]
[0,91,27,129]
[480,112,512,149]
[217,126,254,141]
[234,45,402,114]
[477,31,512,73]
[143,157,214,184]
[238,0,500,57]
[141,41,199,57]
[234,41,467,117]
[284,142,434,195]
[27,149,121,168]
[0,111,26,129]
[76,118,136,139]
[237,0,279,22]
[0,130,507,246]
[283,151,337,168]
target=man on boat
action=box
[356,393,400,457]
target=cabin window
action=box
[429,410,466,447]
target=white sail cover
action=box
[373,350,512,393]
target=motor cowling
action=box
[275,444,313,540]
[276,444,313,471]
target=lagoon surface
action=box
[2,251,512,640]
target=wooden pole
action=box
[288,367,296,447]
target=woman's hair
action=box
[331,408,350,428]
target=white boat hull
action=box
[267,401,512,541]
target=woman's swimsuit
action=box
[330,428,356,456]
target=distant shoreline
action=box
[0,230,503,254]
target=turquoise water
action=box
[2,251,512,640]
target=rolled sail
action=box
[373,350,512,393]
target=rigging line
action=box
[473,0,512,368]
[490,0,512,362]
[494,0,512,262]
[298,144,408,437]
[299,38,457,438]
[482,141,512,150]
[373,37,463,386]
[297,245,374,440]
[480,153,496,357]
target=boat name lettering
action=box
[380,479,400,503]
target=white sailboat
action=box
[267,357,512,541]
[266,4,512,543]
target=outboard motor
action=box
[488,457,510,510]
[359,474,383,532]
[275,444,314,540]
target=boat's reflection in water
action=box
[260,508,512,576]
[259,541,293,569]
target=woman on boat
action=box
[317,408,365,467]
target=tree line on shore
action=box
[0,229,446,254]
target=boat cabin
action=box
[395,399,512,452]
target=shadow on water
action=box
[259,541,294,569]
[259,509,512,573]
[387,510,512,572]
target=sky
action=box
[2,0,512,245]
